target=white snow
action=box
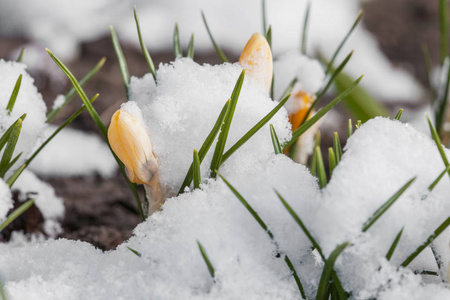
[0,59,448,299]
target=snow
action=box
[0,0,421,102]
[0,58,448,299]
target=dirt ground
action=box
[0,0,444,250]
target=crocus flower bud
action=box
[288,91,315,132]
[239,33,273,92]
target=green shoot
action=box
[401,217,450,267]
[333,132,342,163]
[110,26,130,97]
[394,109,403,121]
[134,6,156,80]
[0,199,34,232]
[0,119,22,178]
[187,34,195,59]
[315,146,327,188]
[428,165,450,192]
[347,119,353,138]
[173,23,182,58]
[328,147,336,176]
[283,75,363,149]
[0,115,26,156]
[356,120,362,128]
[178,100,230,194]
[6,152,22,172]
[421,44,434,97]
[266,26,272,49]
[201,11,229,63]
[126,246,142,257]
[16,48,25,63]
[316,242,350,300]
[386,228,403,261]
[193,149,201,189]
[279,78,297,102]
[439,0,448,63]
[427,115,450,177]
[434,58,450,136]
[210,71,245,178]
[197,241,215,279]
[221,93,291,164]
[269,124,282,154]
[325,11,363,75]
[301,1,311,55]
[219,174,306,298]
[46,57,106,123]
[362,177,416,232]
[6,75,22,114]
[310,146,318,176]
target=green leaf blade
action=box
[269,124,282,154]
[193,149,201,190]
[202,11,229,63]
[6,75,22,114]
[134,6,157,80]
[0,199,34,232]
[197,241,215,278]
[110,26,130,97]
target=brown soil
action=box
[0,0,442,250]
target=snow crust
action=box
[0,59,448,299]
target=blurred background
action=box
[0,0,445,249]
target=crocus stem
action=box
[144,174,165,215]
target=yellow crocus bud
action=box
[108,109,164,215]
[239,33,273,92]
[288,91,315,132]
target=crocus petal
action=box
[108,109,158,185]
[288,91,314,132]
[239,33,273,92]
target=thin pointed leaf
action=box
[126,246,142,257]
[210,71,245,177]
[276,190,324,259]
[362,177,416,232]
[278,78,297,102]
[356,120,362,128]
[201,11,229,62]
[5,152,22,172]
[0,119,22,178]
[427,115,450,177]
[347,119,353,138]
[110,26,130,97]
[283,76,363,149]
[46,57,106,122]
[178,100,230,194]
[301,1,311,55]
[401,217,450,267]
[325,11,363,75]
[270,124,282,154]
[310,145,318,176]
[434,58,450,137]
[315,146,327,188]
[193,149,201,189]
[266,26,272,48]
[187,34,195,59]
[421,44,434,96]
[333,132,342,163]
[173,23,182,58]
[328,147,336,176]
[0,114,26,154]
[428,165,450,191]
[197,241,215,278]
[16,48,25,63]
[283,254,307,299]
[439,0,448,63]
[221,93,291,164]
[386,228,404,261]
[394,109,403,121]
[262,0,267,35]
[316,242,350,300]
[6,75,22,114]
[134,6,156,80]
[0,199,34,232]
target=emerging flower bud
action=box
[108,109,158,185]
[239,33,273,92]
[288,91,315,132]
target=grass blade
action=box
[362,177,416,232]
[394,109,403,121]
[421,44,435,97]
[279,78,297,102]
[173,23,182,58]
[386,227,403,261]
[270,124,282,154]
[347,119,353,138]
[333,132,342,163]
[276,190,324,259]
[46,49,145,219]
[201,11,229,63]
[6,75,22,114]
[134,6,156,80]
[427,115,450,177]
[328,147,336,176]
[283,76,363,149]
[46,57,106,123]
[266,25,272,48]
[126,246,142,257]
[210,71,245,178]
[187,34,195,59]
[197,241,215,278]
[0,115,26,155]
[439,0,448,63]
[220,174,306,298]
[0,119,22,178]
[316,242,350,300]
[221,93,291,164]
[110,26,130,97]
[193,149,201,189]
[6,152,22,172]
[0,199,34,232]
[301,1,311,55]
[315,146,327,188]
[428,165,450,191]
[325,11,363,75]
[16,48,25,63]
[435,58,450,136]
[178,100,230,194]
[401,217,450,267]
